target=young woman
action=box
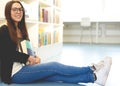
[0,0,112,85]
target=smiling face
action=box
[11,3,23,24]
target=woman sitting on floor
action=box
[0,0,112,86]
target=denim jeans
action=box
[12,62,94,84]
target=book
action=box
[20,40,35,57]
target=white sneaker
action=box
[92,60,104,72]
[95,57,112,86]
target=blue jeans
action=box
[12,62,94,84]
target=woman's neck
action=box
[14,22,22,38]
[15,22,18,27]
[16,28,22,38]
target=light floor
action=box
[58,43,120,86]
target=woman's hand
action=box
[28,56,36,65]
[35,56,41,64]
[27,56,41,65]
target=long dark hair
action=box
[5,0,29,45]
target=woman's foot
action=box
[95,57,112,86]
[92,60,104,72]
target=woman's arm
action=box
[0,25,29,64]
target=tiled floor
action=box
[58,43,120,86]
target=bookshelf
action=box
[0,0,63,62]
[0,0,7,26]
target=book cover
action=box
[20,40,35,56]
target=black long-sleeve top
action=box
[0,25,29,84]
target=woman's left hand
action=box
[35,56,41,64]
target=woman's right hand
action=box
[28,56,36,65]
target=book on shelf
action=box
[38,28,44,46]
[38,28,51,46]
[53,30,59,43]
[39,7,49,22]
[47,32,51,44]
[20,40,36,57]
[44,32,51,45]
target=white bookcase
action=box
[0,0,63,62]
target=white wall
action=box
[63,22,120,44]
[61,0,120,22]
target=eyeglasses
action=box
[11,8,23,13]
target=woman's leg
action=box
[12,62,94,84]
[45,72,94,83]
